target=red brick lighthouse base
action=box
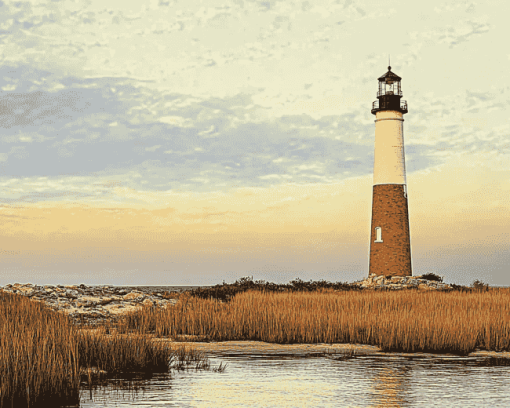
[369,184,412,276]
[369,66,412,277]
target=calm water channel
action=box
[72,351,510,407]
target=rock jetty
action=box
[0,283,179,326]
[349,274,453,291]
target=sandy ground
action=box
[79,326,510,359]
[150,338,510,359]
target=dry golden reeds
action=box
[0,291,80,408]
[77,326,172,375]
[0,291,216,408]
[117,288,510,355]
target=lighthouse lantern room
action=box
[371,66,407,115]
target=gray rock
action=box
[349,274,452,292]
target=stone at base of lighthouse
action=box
[369,184,412,277]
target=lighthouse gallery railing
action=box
[372,100,407,111]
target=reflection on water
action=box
[77,353,510,407]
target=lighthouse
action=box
[369,66,412,277]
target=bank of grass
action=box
[0,291,221,408]
[117,280,510,356]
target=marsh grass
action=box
[0,291,80,408]
[169,345,227,372]
[116,287,510,356]
[0,292,223,408]
[2,279,506,406]
[77,325,172,376]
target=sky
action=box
[0,0,509,287]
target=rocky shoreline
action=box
[0,283,179,326]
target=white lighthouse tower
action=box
[369,65,412,277]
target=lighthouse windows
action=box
[375,227,383,243]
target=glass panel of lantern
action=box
[385,79,394,95]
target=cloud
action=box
[438,20,490,48]
[0,0,507,207]
[158,116,194,127]
[4,60,506,202]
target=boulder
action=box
[142,298,155,307]
[18,286,34,296]
[123,291,145,301]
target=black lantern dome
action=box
[371,66,408,115]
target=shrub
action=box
[449,283,472,292]
[421,273,444,283]
[472,279,489,292]
[189,276,358,302]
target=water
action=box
[76,352,510,407]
